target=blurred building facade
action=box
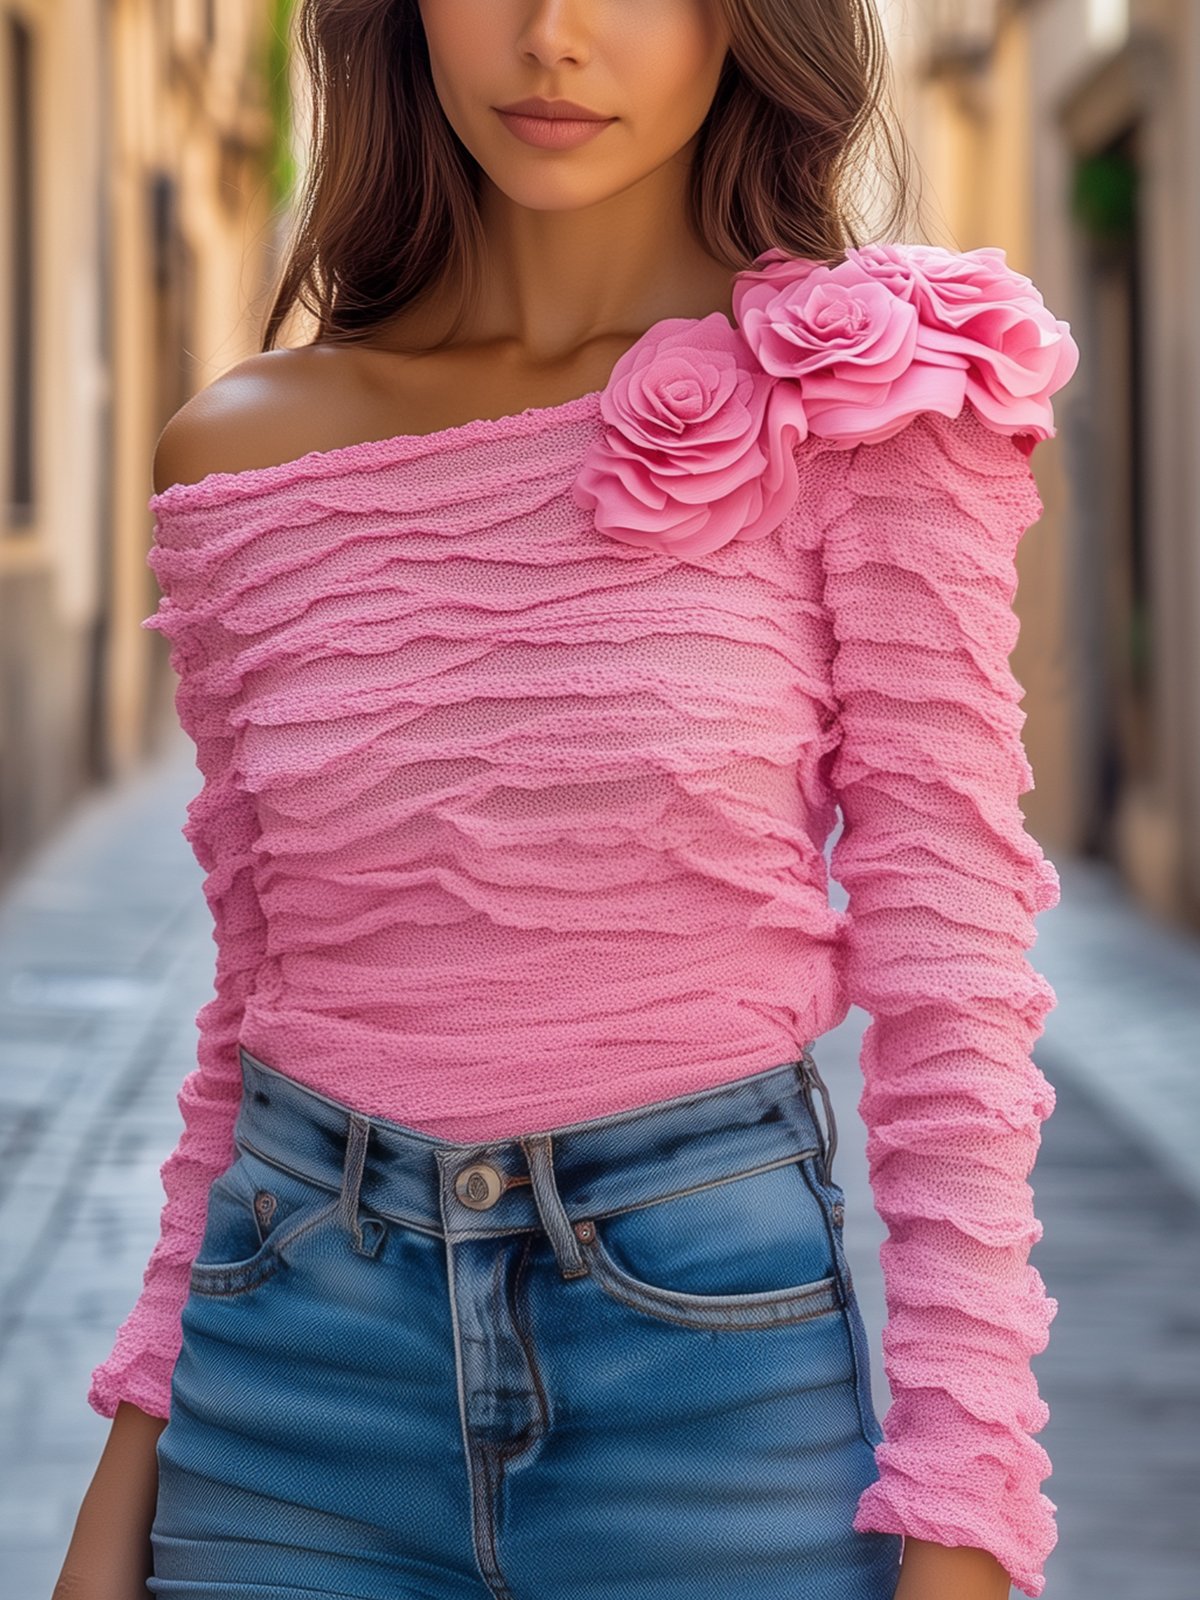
[0,0,280,887]
[885,0,1200,930]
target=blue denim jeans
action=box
[149,1044,902,1599]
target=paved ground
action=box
[2,728,1198,1597]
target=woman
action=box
[57,2,1077,1597]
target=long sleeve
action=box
[87,505,268,1420]
[812,405,1061,1596]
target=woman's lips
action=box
[495,109,617,150]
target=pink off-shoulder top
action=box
[88,243,1079,1598]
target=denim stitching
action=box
[189,1195,343,1299]
[233,1129,823,1240]
[796,1156,878,1446]
[579,1233,843,1330]
[576,1147,823,1225]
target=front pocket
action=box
[575,1154,844,1330]
[188,1146,343,1298]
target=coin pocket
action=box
[188,1146,341,1297]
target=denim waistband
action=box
[232,1043,836,1246]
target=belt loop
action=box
[520,1134,589,1280]
[797,1044,838,1187]
[338,1112,372,1251]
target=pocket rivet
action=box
[832,1201,845,1228]
[254,1190,278,1230]
[573,1220,595,1243]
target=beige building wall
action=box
[884,0,1200,931]
[0,0,278,888]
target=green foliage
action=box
[1071,147,1138,242]
[264,0,296,210]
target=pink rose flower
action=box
[734,242,1079,451]
[572,312,805,561]
[732,250,967,445]
[850,242,1079,443]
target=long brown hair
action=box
[261,0,927,355]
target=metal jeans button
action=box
[455,1162,504,1210]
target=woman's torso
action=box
[149,345,853,1141]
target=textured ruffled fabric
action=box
[807,405,1060,1596]
[87,269,1066,1598]
[87,558,268,1420]
[88,397,850,1421]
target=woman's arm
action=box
[811,405,1061,1598]
[87,442,270,1422]
[52,1403,167,1599]
[86,622,268,1418]
[895,1536,1013,1599]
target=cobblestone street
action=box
[2,733,1198,1597]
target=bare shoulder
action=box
[151,345,356,495]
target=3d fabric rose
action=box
[734,242,1079,449]
[570,313,806,562]
[573,243,1080,563]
